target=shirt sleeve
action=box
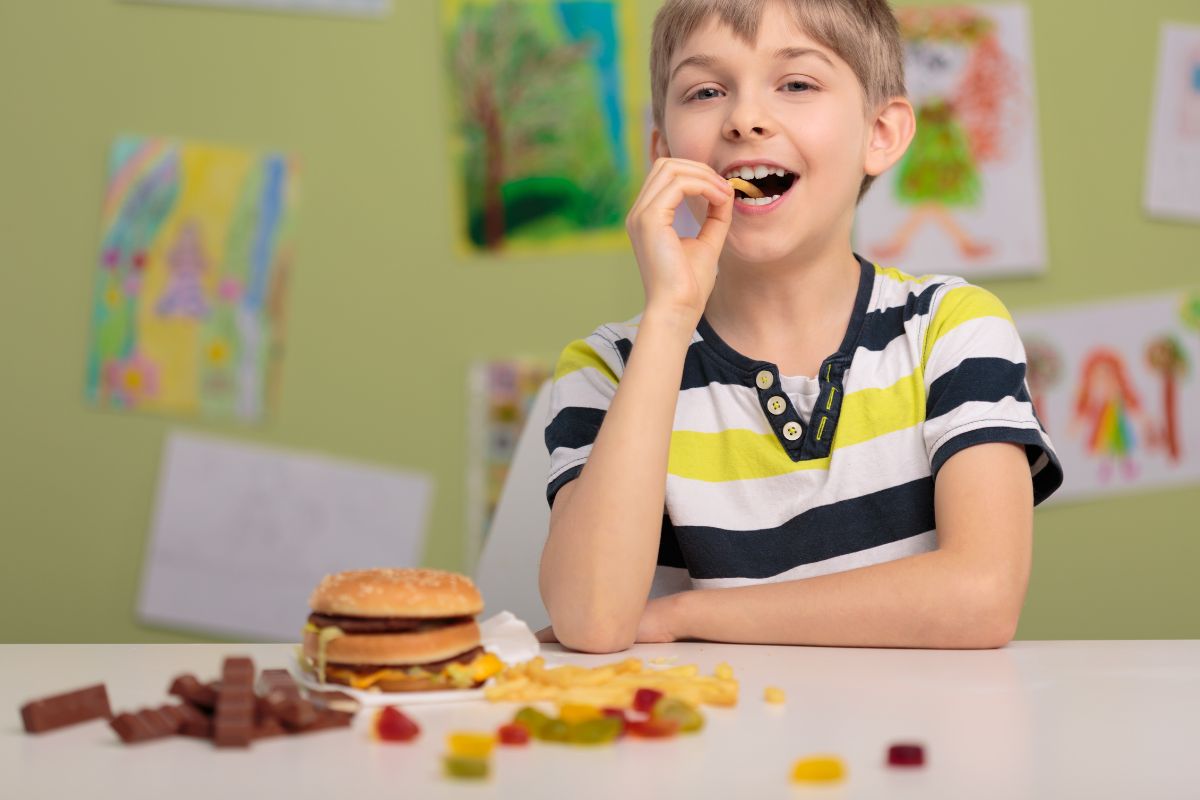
[544,326,626,508]
[921,283,1064,505]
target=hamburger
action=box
[302,568,503,692]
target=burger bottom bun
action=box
[318,672,484,692]
[303,619,481,666]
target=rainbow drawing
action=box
[84,135,300,421]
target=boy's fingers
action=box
[629,160,731,226]
[637,177,731,231]
[695,189,734,250]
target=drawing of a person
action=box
[872,8,1014,261]
[1071,349,1149,482]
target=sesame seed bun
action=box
[308,568,483,618]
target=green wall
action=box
[1,0,1197,643]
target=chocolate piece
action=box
[174,703,213,738]
[290,708,354,735]
[213,656,256,748]
[21,684,112,734]
[253,700,287,740]
[307,613,473,634]
[168,674,217,711]
[307,690,361,714]
[110,706,183,744]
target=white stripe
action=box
[665,424,931,530]
[548,444,590,483]
[924,316,1025,385]
[847,326,921,393]
[691,530,937,588]
[549,367,617,417]
[925,397,1043,459]
[674,381,772,434]
[649,566,692,598]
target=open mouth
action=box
[724,166,798,206]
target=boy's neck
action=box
[703,242,862,378]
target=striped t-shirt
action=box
[544,255,1063,590]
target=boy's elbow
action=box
[556,627,635,654]
[957,575,1023,649]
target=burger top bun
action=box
[308,568,484,618]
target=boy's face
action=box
[655,1,882,265]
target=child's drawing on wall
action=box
[1070,349,1149,483]
[856,4,1046,278]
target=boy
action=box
[539,0,1062,653]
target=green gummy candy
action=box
[653,698,705,733]
[514,706,551,734]
[536,719,571,742]
[444,756,490,780]
[567,716,622,745]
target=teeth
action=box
[723,165,794,179]
[736,194,783,206]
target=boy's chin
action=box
[724,232,807,265]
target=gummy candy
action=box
[559,703,602,725]
[443,755,489,780]
[497,723,530,745]
[887,743,925,767]
[374,706,419,742]
[791,755,846,783]
[567,716,623,745]
[447,732,495,759]
[536,718,571,742]
[714,662,734,680]
[626,717,680,738]
[513,706,551,736]
[651,697,704,733]
[632,688,664,714]
[600,708,627,736]
[763,687,786,704]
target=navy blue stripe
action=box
[545,406,606,454]
[926,357,1030,420]
[657,515,687,569]
[614,337,632,366]
[546,464,584,508]
[672,478,935,580]
[857,283,943,353]
[931,427,1063,506]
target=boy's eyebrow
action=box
[670,46,835,82]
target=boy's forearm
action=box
[667,548,1023,650]
[540,308,698,652]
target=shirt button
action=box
[756,370,774,390]
[767,396,786,415]
[783,422,802,441]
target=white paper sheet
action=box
[1015,291,1200,503]
[137,431,432,640]
[122,0,391,17]
[1145,23,1200,222]
[856,4,1047,278]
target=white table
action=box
[4,641,1198,799]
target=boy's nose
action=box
[725,124,769,139]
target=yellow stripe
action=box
[834,370,926,449]
[873,263,939,285]
[667,371,925,481]
[668,430,830,481]
[921,285,1013,368]
[816,417,827,441]
[825,388,836,411]
[554,339,618,385]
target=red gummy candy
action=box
[632,688,664,714]
[626,717,680,738]
[375,706,419,742]
[497,723,530,745]
[887,743,925,767]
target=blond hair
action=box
[650,0,906,198]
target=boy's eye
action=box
[784,80,814,92]
[688,87,722,101]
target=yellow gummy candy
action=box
[764,686,786,704]
[447,732,495,759]
[791,756,846,783]
[558,703,602,725]
[714,662,734,680]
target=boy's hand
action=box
[626,158,734,323]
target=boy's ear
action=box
[650,127,670,162]
[864,98,916,177]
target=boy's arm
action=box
[540,159,734,653]
[643,441,1033,649]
